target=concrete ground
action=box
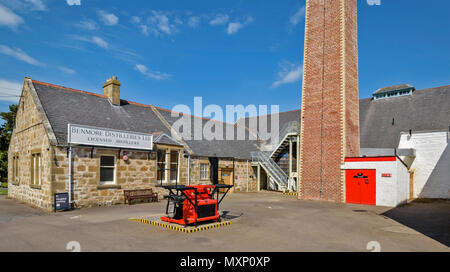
[0,191,449,252]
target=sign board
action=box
[68,124,153,150]
[381,173,392,178]
[54,192,70,211]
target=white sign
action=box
[68,124,153,150]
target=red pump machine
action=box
[160,184,233,227]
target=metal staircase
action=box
[252,121,300,192]
[251,151,289,191]
[269,121,300,159]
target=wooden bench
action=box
[124,189,158,205]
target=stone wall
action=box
[51,146,188,208]
[8,80,54,211]
[188,156,257,192]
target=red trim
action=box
[345,156,396,162]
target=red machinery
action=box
[161,184,233,227]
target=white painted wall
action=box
[398,131,450,199]
[396,159,410,205]
[343,159,409,207]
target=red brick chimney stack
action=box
[298,0,360,202]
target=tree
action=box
[0,104,18,184]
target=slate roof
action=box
[373,84,415,95]
[32,80,171,147]
[31,79,450,158]
[238,85,450,149]
[31,80,259,159]
[153,133,184,147]
[360,85,450,148]
[154,107,260,159]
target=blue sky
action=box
[0,0,449,120]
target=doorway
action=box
[219,168,234,193]
[345,169,376,205]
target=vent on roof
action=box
[373,84,415,100]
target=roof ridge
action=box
[414,84,450,93]
[32,79,153,109]
[154,106,234,126]
[32,80,106,98]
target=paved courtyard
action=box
[0,192,448,252]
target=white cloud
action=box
[145,10,179,36]
[290,6,305,26]
[272,61,302,88]
[0,5,24,30]
[69,35,109,49]
[66,0,81,6]
[92,36,108,49]
[367,0,381,6]
[58,66,76,75]
[0,44,44,66]
[0,78,22,102]
[187,16,201,28]
[139,24,149,36]
[209,14,229,26]
[131,16,141,24]
[76,20,98,30]
[98,10,118,26]
[135,64,171,80]
[209,13,230,26]
[25,0,46,11]
[226,16,253,35]
[227,22,243,35]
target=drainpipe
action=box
[68,145,73,208]
[246,160,249,192]
[187,154,191,185]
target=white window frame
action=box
[200,163,209,180]
[99,155,116,185]
[31,153,41,186]
[157,149,167,183]
[169,150,179,183]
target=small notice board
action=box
[54,192,71,212]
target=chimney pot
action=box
[103,76,121,105]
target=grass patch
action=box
[0,189,7,195]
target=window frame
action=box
[30,152,41,187]
[200,163,209,180]
[169,150,179,183]
[157,149,167,183]
[99,155,116,185]
[12,155,19,184]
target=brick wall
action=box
[299,0,360,202]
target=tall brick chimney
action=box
[103,76,121,105]
[298,0,360,202]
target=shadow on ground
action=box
[382,199,450,247]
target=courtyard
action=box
[0,191,448,252]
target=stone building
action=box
[7,76,450,211]
[8,77,259,211]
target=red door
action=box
[346,169,376,205]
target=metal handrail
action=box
[251,151,289,190]
[264,121,299,151]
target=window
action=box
[157,150,166,182]
[31,153,41,186]
[170,151,179,182]
[13,155,19,183]
[100,156,116,184]
[200,164,209,180]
